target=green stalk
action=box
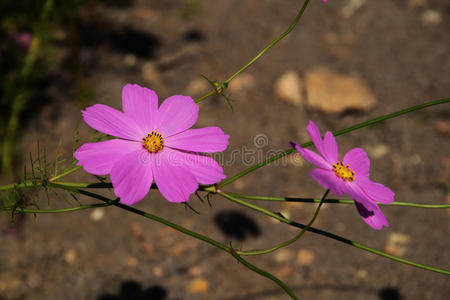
[237,190,329,256]
[218,191,450,275]
[1,202,113,214]
[228,192,450,209]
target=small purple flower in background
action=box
[12,32,32,50]
[75,84,229,205]
[291,121,394,230]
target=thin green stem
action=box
[218,98,450,188]
[228,192,450,209]
[230,249,298,300]
[194,90,216,103]
[43,184,296,297]
[237,190,329,256]
[49,165,82,182]
[1,202,113,214]
[218,191,450,275]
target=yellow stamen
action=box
[142,131,164,153]
[332,161,355,182]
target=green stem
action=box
[228,192,450,209]
[49,165,82,182]
[218,191,450,275]
[237,190,329,256]
[1,202,113,214]
[219,98,450,188]
[230,249,298,300]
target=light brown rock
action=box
[187,278,209,294]
[274,70,304,105]
[385,232,411,257]
[229,73,254,92]
[305,67,377,114]
[185,78,209,97]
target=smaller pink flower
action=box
[291,121,394,230]
[75,84,229,205]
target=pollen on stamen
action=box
[332,161,355,182]
[142,131,164,153]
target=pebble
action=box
[229,73,254,92]
[64,249,77,265]
[130,222,144,241]
[274,266,293,278]
[274,70,304,105]
[275,249,294,263]
[408,0,427,8]
[185,78,209,97]
[141,62,158,81]
[421,10,441,25]
[89,208,105,222]
[368,144,390,159]
[296,249,315,266]
[434,121,450,135]
[153,266,164,277]
[187,278,209,294]
[126,257,138,269]
[305,67,377,114]
[385,232,411,257]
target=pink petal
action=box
[167,148,226,184]
[354,201,389,230]
[323,131,338,163]
[165,127,229,153]
[74,139,141,175]
[358,178,395,204]
[293,143,332,170]
[82,104,144,140]
[343,148,370,178]
[310,168,345,196]
[152,149,198,203]
[342,182,378,211]
[110,149,153,205]
[306,121,328,161]
[156,95,199,137]
[122,84,158,133]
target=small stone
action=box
[274,70,304,105]
[408,0,427,8]
[355,269,368,279]
[89,208,104,222]
[185,78,209,97]
[368,144,390,159]
[385,232,412,257]
[409,154,421,165]
[153,266,164,277]
[305,67,377,114]
[296,249,315,266]
[189,266,203,276]
[274,266,293,278]
[126,257,138,268]
[171,243,188,256]
[434,121,450,135]
[140,243,155,255]
[422,10,441,24]
[130,222,143,241]
[187,278,209,294]
[64,249,77,264]
[142,62,158,81]
[275,249,294,263]
[229,73,254,92]
[124,54,137,66]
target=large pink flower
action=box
[291,121,394,230]
[75,84,229,205]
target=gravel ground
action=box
[1,0,449,299]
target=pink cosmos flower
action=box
[75,84,229,205]
[291,121,394,230]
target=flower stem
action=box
[194,0,310,105]
[1,202,114,214]
[218,98,450,188]
[237,190,329,256]
[218,191,450,275]
[227,192,450,209]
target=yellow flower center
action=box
[333,161,355,182]
[142,131,164,153]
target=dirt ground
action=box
[1,0,449,299]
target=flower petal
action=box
[165,149,225,184]
[342,181,378,211]
[152,149,198,203]
[122,83,158,133]
[156,95,199,137]
[110,149,153,205]
[82,104,144,140]
[292,143,332,170]
[323,131,338,163]
[358,178,395,204]
[310,168,345,195]
[165,127,229,153]
[306,121,327,160]
[343,148,370,178]
[74,139,141,175]
[354,201,389,230]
